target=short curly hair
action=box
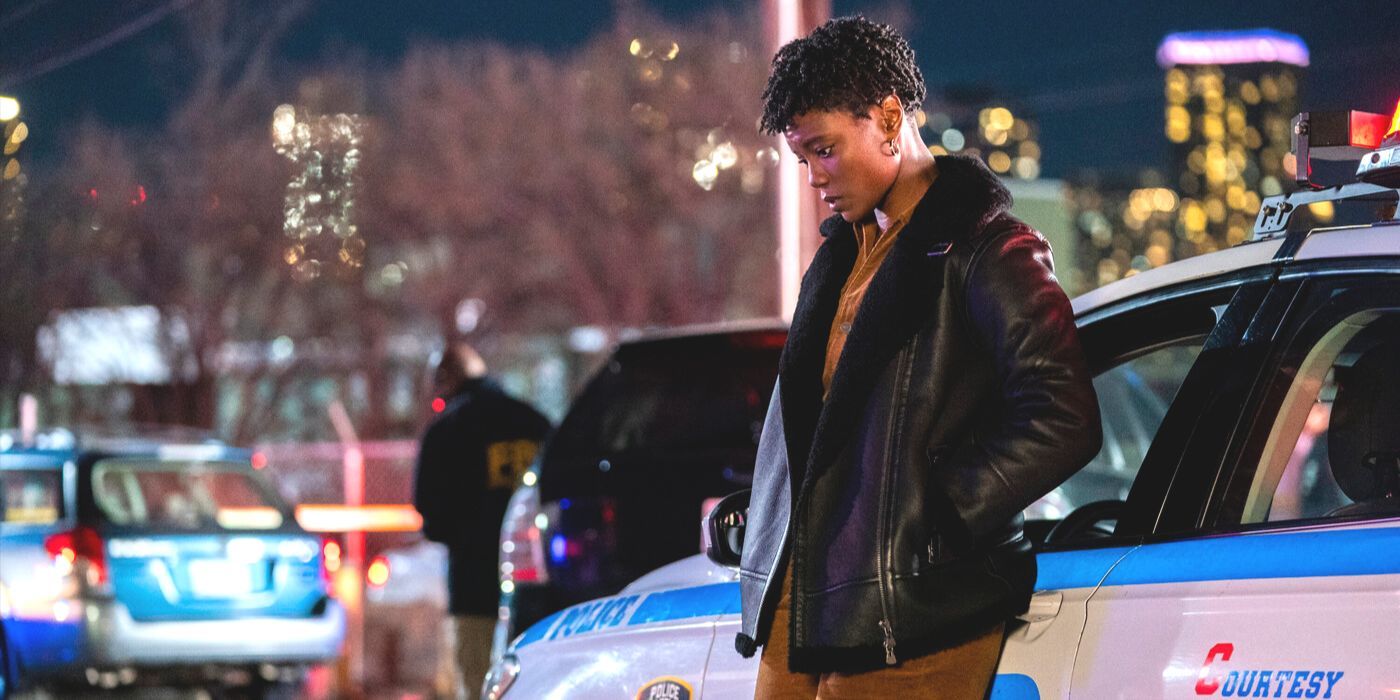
[760,16,926,135]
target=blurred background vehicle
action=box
[495,322,785,652]
[0,429,342,698]
[361,539,449,698]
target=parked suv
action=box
[493,321,785,651]
[0,430,343,695]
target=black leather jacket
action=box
[735,155,1102,673]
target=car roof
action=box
[616,318,788,345]
[1071,238,1283,317]
[1071,220,1400,318]
[1,427,250,466]
[80,442,253,464]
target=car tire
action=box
[0,622,12,700]
[0,625,8,700]
[206,680,301,700]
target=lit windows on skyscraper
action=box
[1158,30,1313,251]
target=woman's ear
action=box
[878,95,904,138]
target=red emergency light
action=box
[1387,98,1400,142]
[1355,98,1400,187]
[1293,108,1399,188]
[1295,110,1389,157]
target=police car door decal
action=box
[1070,526,1400,697]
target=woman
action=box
[735,16,1102,699]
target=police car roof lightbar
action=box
[1355,98,1400,189]
[1253,181,1398,240]
[1291,110,1390,189]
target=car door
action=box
[700,273,1270,699]
[0,452,80,674]
[996,275,1274,700]
[506,583,728,699]
[1071,270,1400,698]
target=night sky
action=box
[2,0,1399,177]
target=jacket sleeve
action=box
[931,224,1103,545]
[413,419,458,546]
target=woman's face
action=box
[784,105,900,223]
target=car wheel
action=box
[0,623,11,700]
[0,631,7,700]
[206,681,300,700]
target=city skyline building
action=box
[1068,29,1327,295]
[1159,29,1320,254]
[924,85,1044,182]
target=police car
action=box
[482,108,1400,699]
[0,430,344,695]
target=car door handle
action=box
[1016,590,1062,623]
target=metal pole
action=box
[18,393,36,445]
[764,0,831,320]
[328,400,365,696]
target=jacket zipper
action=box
[879,619,896,665]
[875,346,913,666]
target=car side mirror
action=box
[703,489,749,567]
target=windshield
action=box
[92,459,286,531]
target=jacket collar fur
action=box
[778,154,1013,490]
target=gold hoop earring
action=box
[883,139,900,157]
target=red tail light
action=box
[510,566,541,583]
[499,483,549,592]
[44,526,108,586]
[366,555,390,588]
[320,536,342,589]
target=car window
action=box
[545,334,781,458]
[92,459,285,530]
[1028,342,1202,519]
[1240,311,1400,524]
[0,468,64,525]
[1215,278,1400,526]
[1026,285,1235,528]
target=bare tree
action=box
[6,4,780,442]
[367,8,779,339]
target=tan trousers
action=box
[755,567,1005,700]
[440,614,495,700]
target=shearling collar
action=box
[779,154,1013,490]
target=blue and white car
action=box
[484,118,1400,699]
[0,432,344,694]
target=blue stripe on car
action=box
[514,610,563,649]
[629,582,743,625]
[1101,526,1400,586]
[990,673,1040,699]
[513,527,1400,650]
[1034,546,1134,590]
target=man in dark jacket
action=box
[737,17,1102,699]
[413,343,551,699]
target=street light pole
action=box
[762,1,830,320]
